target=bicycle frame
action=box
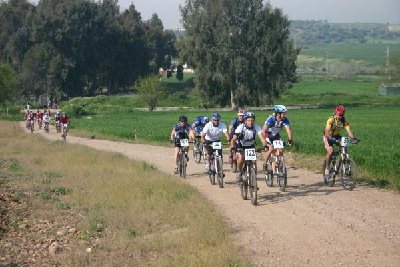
[240,147,258,205]
[208,141,224,187]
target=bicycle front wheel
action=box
[249,166,257,205]
[264,160,273,187]
[277,157,287,192]
[231,154,237,173]
[194,144,202,163]
[341,158,357,191]
[208,161,215,185]
[240,168,248,200]
[216,158,224,188]
[180,153,187,178]
[322,159,336,187]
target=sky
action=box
[28,0,400,29]
[128,0,400,29]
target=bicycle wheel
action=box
[30,122,34,133]
[194,143,202,163]
[216,158,224,188]
[240,168,248,200]
[264,160,273,187]
[341,158,357,191]
[277,157,287,192]
[249,166,257,205]
[208,160,215,185]
[322,159,336,187]
[180,153,187,178]
[231,153,237,173]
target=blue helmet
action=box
[274,105,287,113]
[202,116,209,124]
[244,112,255,120]
[212,113,221,120]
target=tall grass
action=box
[0,120,249,266]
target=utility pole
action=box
[325,50,329,78]
[385,46,391,80]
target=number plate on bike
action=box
[340,137,351,147]
[180,139,189,147]
[245,148,257,160]
[272,140,284,149]
[212,142,222,149]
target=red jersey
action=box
[37,112,43,119]
[60,116,69,124]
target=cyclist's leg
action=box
[323,135,334,178]
[236,150,244,181]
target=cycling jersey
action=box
[202,121,227,142]
[173,124,191,140]
[192,116,208,134]
[264,114,290,137]
[60,116,69,124]
[324,115,350,137]
[37,112,43,119]
[229,118,243,136]
[235,123,262,147]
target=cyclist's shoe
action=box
[228,155,233,164]
[236,172,242,182]
[323,169,330,181]
[185,154,189,162]
[205,162,210,172]
[174,166,179,174]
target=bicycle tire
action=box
[249,166,257,205]
[194,143,202,163]
[180,153,187,178]
[30,122,34,133]
[208,160,216,185]
[240,168,248,200]
[341,158,357,191]
[277,157,287,192]
[322,160,336,187]
[217,158,224,188]
[264,160,273,187]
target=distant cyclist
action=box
[201,113,230,172]
[262,105,294,172]
[37,110,43,129]
[231,112,267,181]
[60,112,70,135]
[323,105,357,179]
[170,115,193,174]
[190,115,209,140]
[228,108,245,164]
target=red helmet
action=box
[335,105,345,116]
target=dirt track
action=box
[22,122,400,266]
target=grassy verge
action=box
[0,120,249,266]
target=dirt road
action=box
[22,123,400,266]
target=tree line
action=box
[0,0,176,102]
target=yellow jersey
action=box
[324,115,350,137]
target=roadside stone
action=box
[56,229,67,236]
[49,242,62,255]
[68,228,77,234]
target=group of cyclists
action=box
[24,108,70,137]
[170,104,357,184]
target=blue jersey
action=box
[173,124,191,140]
[264,114,290,137]
[230,118,243,136]
[192,116,209,133]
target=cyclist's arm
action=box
[231,135,238,149]
[258,132,267,147]
[324,118,333,138]
[170,128,176,141]
[345,126,355,139]
[284,125,293,141]
[200,131,206,143]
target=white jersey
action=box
[202,121,227,142]
[43,115,50,123]
[235,123,262,147]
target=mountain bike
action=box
[323,137,360,190]
[264,140,287,192]
[177,139,190,178]
[193,136,204,163]
[61,124,68,141]
[207,141,224,188]
[239,147,259,205]
[29,120,34,133]
[38,118,43,129]
[56,120,61,133]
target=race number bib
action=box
[340,137,351,147]
[244,148,257,161]
[212,142,222,150]
[180,139,189,147]
[272,140,284,149]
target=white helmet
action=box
[274,105,287,113]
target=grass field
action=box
[0,120,249,266]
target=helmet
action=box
[274,105,287,113]
[202,116,209,123]
[244,112,255,120]
[335,105,345,116]
[237,109,245,116]
[179,115,187,122]
[212,113,221,120]
[56,111,60,115]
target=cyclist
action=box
[228,108,245,164]
[27,110,35,129]
[170,115,193,174]
[37,110,43,129]
[43,112,50,130]
[54,111,61,132]
[231,112,267,181]
[60,112,70,135]
[201,113,230,173]
[323,105,357,180]
[190,115,209,140]
[262,105,294,172]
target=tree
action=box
[180,0,298,108]
[176,64,184,81]
[0,63,18,103]
[135,75,166,111]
